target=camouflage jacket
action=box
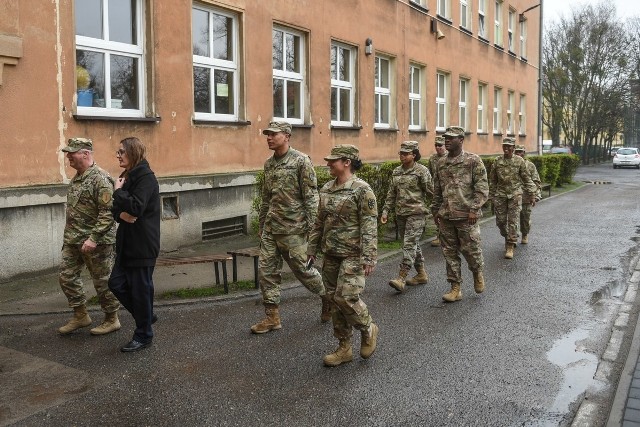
[431,151,489,220]
[524,159,542,202]
[308,176,378,266]
[489,155,538,199]
[428,152,447,178]
[64,163,116,245]
[259,147,319,235]
[382,163,433,217]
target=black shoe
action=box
[120,339,151,352]
[152,314,158,324]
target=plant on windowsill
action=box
[76,65,93,107]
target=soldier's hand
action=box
[530,200,536,207]
[364,264,375,277]
[81,239,97,253]
[380,214,388,224]
[468,212,478,225]
[120,212,137,223]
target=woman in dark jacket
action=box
[108,137,160,352]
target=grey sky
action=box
[543,0,640,22]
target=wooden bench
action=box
[541,183,551,198]
[227,247,260,289]
[156,254,232,293]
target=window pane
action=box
[461,107,467,128]
[285,33,300,73]
[75,0,103,39]
[110,54,138,109]
[286,80,301,118]
[272,30,283,70]
[340,88,350,122]
[331,87,338,120]
[273,78,284,117]
[109,0,136,44]
[339,48,350,82]
[192,8,210,56]
[194,66,211,113]
[381,94,389,124]
[380,59,389,88]
[212,14,232,61]
[412,68,420,94]
[330,46,337,80]
[214,69,233,114]
[375,94,380,122]
[375,58,380,87]
[412,99,420,125]
[76,49,105,107]
[438,103,445,127]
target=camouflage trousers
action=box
[258,232,325,305]
[520,202,534,236]
[321,255,372,339]
[59,244,119,313]
[438,218,484,284]
[396,214,426,270]
[494,195,522,244]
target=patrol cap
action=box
[262,121,292,135]
[435,136,445,146]
[502,137,516,146]
[62,137,93,152]
[324,144,360,161]
[443,126,465,138]
[400,140,419,153]
[515,144,526,152]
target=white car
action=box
[613,148,640,169]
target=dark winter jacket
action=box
[112,159,160,267]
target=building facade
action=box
[0,0,541,281]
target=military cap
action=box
[400,140,419,153]
[434,136,445,145]
[62,137,93,152]
[502,137,516,146]
[515,144,526,152]
[262,121,292,135]
[324,144,360,161]
[443,126,465,138]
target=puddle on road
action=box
[590,280,625,304]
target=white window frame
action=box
[459,78,469,131]
[330,41,357,127]
[272,26,306,124]
[507,90,514,133]
[374,55,393,129]
[508,9,515,52]
[477,83,487,132]
[519,94,526,135]
[192,5,239,121]
[436,71,449,131]
[478,0,487,39]
[75,0,145,118]
[494,0,503,47]
[493,86,502,133]
[410,0,427,6]
[438,0,451,19]
[409,64,425,130]
[520,19,528,58]
[460,0,471,31]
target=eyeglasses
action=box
[115,149,126,156]
[398,151,414,156]
[435,144,444,147]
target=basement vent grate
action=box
[202,216,246,241]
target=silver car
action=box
[612,147,640,169]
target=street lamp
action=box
[520,2,543,154]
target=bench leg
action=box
[253,256,259,289]
[222,261,229,294]
[214,262,220,285]
[231,255,238,283]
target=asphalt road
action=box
[2,162,639,427]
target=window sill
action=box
[479,36,490,44]
[292,124,314,129]
[331,125,363,131]
[373,127,400,133]
[460,27,473,36]
[436,15,453,25]
[508,50,517,57]
[408,129,429,134]
[506,133,516,137]
[435,129,446,135]
[408,2,429,14]
[477,132,490,135]
[73,114,161,122]
[518,134,527,137]
[193,119,251,126]
[520,56,528,63]
[494,44,504,51]
[493,132,503,136]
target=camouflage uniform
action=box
[60,161,119,313]
[308,170,377,339]
[489,142,538,245]
[428,136,447,246]
[520,155,541,237]
[432,146,489,285]
[258,145,325,305]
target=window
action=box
[459,78,469,131]
[493,86,502,133]
[272,26,306,123]
[410,0,427,6]
[478,0,487,39]
[507,90,514,133]
[494,0,503,47]
[436,72,449,130]
[477,83,487,132]
[331,42,357,126]
[519,94,526,135]
[409,64,425,130]
[520,19,527,58]
[374,55,393,128]
[75,0,145,117]
[437,0,451,19]
[192,5,239,121]
[508,9,515,52]
[460,0,471,30]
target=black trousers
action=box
[108,259,155,343]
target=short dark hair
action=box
[412,149,421,161]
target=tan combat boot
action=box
[90,311,121,335]
[521,234,528,244]
[473,271,485,294]
[360,323,379,359]
[320,295,332,323]
[250,304,282,334]
[323,338,353,367]
[406,264,429,286]
[504,243,515,259]
[430,237,441,247]
[442,282,462,302]
[58,305,92,334]
[388,267,409,292]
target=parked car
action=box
[612,148,640,169]
[550,146,572,154]
[609,147,620,157]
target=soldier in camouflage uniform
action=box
[251,121,328,334]
[515,145,541,244]
[432,126,489,302]
[428,136,447,247]
[381,141,433,291]
[58,138,120,335]
[307,145,379,367]
[489,138,538,259]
